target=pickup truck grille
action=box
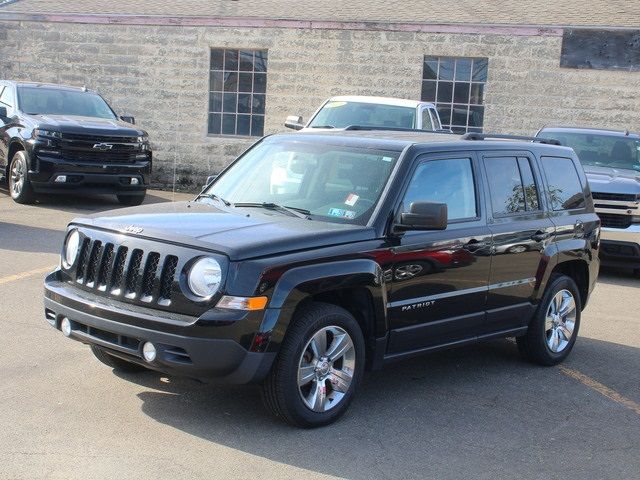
[75,236,178,306]
[592,192,638,202]
[597,213,632,229]
[61,149,142,163]
[57,132,147,164]
[62,133,139,143]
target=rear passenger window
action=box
[541,156,586,210]
[484,156,540,215]
[403,158,477,221]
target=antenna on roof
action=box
[624,130,629,136]
[81,85,87,92]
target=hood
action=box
[583,164,640,196]
[72,200,375,261]
[31,114,145,136]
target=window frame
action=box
[539,155,588,212]
[421,56,488,134]
[481,154,543,219]
[0,83,16,116]
[394,152,483,227]
[207,48,268,138]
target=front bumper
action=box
[599,225,640,268]
[44,273,275,383]
[29,153,151,195]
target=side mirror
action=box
[284,115,304,131]
[120,115,135,124]
[201,174,218,192]
[0,106,7,119]
[397,202,448,231]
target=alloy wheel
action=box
[545,289,577,353]
[297,325,356,412]
[10,159,25,197]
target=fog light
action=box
[142,342,156,362]
[55,175,67,183]
[60,317,72,337]
[130,178,139,185]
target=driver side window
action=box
[403,158,477,221]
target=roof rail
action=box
[343,125,456,134]
[461,132,561,146]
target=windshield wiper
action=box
[310,125,335,129]
[196,192,231,206]
[234,202,311,219]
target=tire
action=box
[90,345,148,373]
[117,193,146,206]
[8,151,36,204]
[261,302,365,428]
[516,274,581,366]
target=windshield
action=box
[202,138,401,225]
[17,87,117,119]
[308,101,416,129]
[544,131,640,172]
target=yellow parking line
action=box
[0,265,55,286]
[559,365,640,416]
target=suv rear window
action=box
[541,156,586,211]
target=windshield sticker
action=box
[324,101,347,109]
[345,193,359,206]
[382,156,394,162]
[328,208,356,219]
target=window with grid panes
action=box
[421,56,488,134]
[208,49,267,136]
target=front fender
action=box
[258,259,388,353]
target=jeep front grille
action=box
[74,237,178,306]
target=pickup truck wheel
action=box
[90,345,148,373]
[261,302,365,428]
[516,274,581,366]
[9,151,35,204]
[117,193,146,206]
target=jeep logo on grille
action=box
[124,226,144,234]
[93,143,114,151]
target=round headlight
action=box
[62,229,81,269]
[187,257,222,298]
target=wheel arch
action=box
[6,140,26,176]
[261,259,388,366]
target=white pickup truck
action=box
[284,95,447,132]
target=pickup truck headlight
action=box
[137,135,149,143]
[34,129,63,139]
[187,257,222,298]
[62,229,81,269]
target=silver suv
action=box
[538,127,640,275]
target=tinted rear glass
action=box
[541,156,586,210]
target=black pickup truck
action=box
[0,81,151,205]
[44,130,600,427]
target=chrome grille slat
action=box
[97,243,115,291]
[85,241,103,287]
[140,252,161,302]
[124,249,144,298]
[110,246,129,294]
[159,255,178,305]
[75,238,90,281]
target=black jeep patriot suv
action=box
[0,81,151,205]
[44,131,600,427]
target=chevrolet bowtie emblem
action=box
[93,143,113,151]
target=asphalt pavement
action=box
[1,187,639,480]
